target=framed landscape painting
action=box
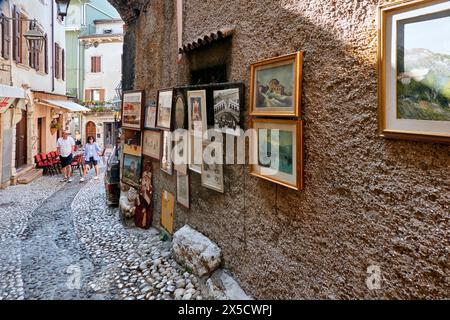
[156,89,174,130]
[378,0,450,143]
[250,119,304,191]
[122,154,142,188]
[142,130,161,160]
[249,52,303,117]
[121,90,145,130]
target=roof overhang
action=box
[179,27,234,54]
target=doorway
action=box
[15,110,27,169]
[86,121,96,141]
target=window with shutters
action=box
[86,89,105,102]
[1,13,10,59]
[91,56,101,73]
[29,24,40,70]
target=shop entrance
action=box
[15,110,27,169]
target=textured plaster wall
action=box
[115,0,449,299]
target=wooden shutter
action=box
[85,89,92,101]
[97,56,101,72]
[12,5,21,62]
[54,43,60,79]
[44,34,48,74]
[1,14,10,59]
[99,89,105,102]
[62,49,65,80]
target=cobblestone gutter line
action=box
[0,176,67,300]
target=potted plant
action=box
[50,120,61,135]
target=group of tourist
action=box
[56,130,103,183]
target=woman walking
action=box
[81,136,102,182]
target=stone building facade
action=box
[109,0,449,299]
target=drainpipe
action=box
[51,1,55,92]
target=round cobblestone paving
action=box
[0,171,203,300]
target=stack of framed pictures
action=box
[248,51,305,191]
[121,89,154,229]
[121,90,145,189]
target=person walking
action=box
[57,130,76,183]
[81,136,102,181]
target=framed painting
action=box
[174,92,187,130]
[250,119,304,191]
[201,141,224,193]
[213,85,243,136]
[144,102,157,129]
[187,90,208,138]
[122,154,142,188]
[156,88,174,130]
[141,157,153,205]
[249,51,303,117]
[142,130,161,160]
[122,129,142,156]
[188,132,202,174]
[177,172,190,208]
[378,0,450,143]
[121,90,145,130]
[173,129,188,175]
[161,130,173,175]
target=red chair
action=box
[35,154,53,175]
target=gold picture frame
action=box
[378,0,450,144]
[249,51,303,117]
[250,119,304,191]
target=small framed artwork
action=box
[174,92,187,130]
[177,172,190,208]
[122,154,142,188]
[188,132,202,174]
[161,190,175,234]
[173,130,188,175]
[249,51,303,117]
[213,85,243,136]
[123,129,142,156]
[141,158,153,205]
[134,195,152,229]
[161,130,173,175]
[378,0,450,143]
[156,88,174,130]
[201,141,224,193]
[187,90,208,137]
[250,119,304,191]
[121,90,145,130]
[142,130,161,160]
[144,102,157,129]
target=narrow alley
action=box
[0,170,203,300]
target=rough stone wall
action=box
[113,0,449,299]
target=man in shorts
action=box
[57,130,75,182]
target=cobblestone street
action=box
[0,171,203,300]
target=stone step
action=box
[17,168,43,184]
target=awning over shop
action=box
[41,99,90,112]
[0,84,26,99]
[0,84,26,113]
